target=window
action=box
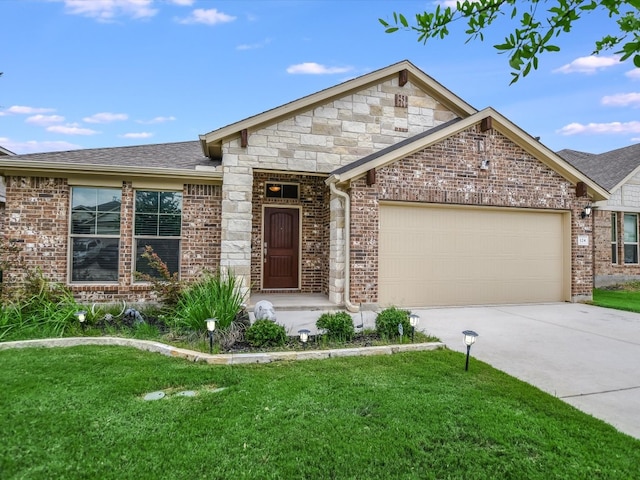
[266,183,299,199]
[624,213,638,264]
[611,213,618,264]
[134,190,182,278]
[70,187,121,282]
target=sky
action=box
[1,0,638,156]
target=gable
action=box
[199,60,477,160]
[328,107,608,202]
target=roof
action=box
[199,59,478,159]
[0,141,221,181]
[558,144,640,192]
[328,107,608,202]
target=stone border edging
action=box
[0,336,445,364]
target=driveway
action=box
[413,303,640,440]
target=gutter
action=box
[329,179,359,313]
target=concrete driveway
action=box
[413,303,640,440]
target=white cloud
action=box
[137,116,176,124]
[59,0,157,21]
[556,121,640,136]
[47,124,100,135]
[0,139,82,154]
[83,112,128,123]
[625,69,640,80]
[286,63,353,75]
[553,55,620,74]
[178,8,236,25]
[237,38,272,51]
[601,93,640,108]
[1,105,55,115]
[25,114,65,126]
[169,0,194,5]
[120,132,153,138]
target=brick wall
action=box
[348,124,593,304]
[251,172,329,294]
[593,209,640,286]
[2,176,222,304]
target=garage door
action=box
[379,203,569,307]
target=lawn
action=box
[1,346,638,479]
[592,286,640,313]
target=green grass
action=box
[592,287,640,313]
[1,347,638,479]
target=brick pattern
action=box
[251,172,329,294]
[1,177,222,303]
[348,124,593,304]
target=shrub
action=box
[173,270,247,332]
[134,245,182,307]
[375,307,411,339]
[244,320,286,348]
[316,311,354,341]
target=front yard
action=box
[592,284,640,313]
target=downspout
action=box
[329,180,360,313]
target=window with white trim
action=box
[624,213,638,264]
[611,213,618,264]
[70,187,121,282]
[134,190,182,278]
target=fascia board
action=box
[0,160,223,183]
[201,60,477,156]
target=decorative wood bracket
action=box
[240,129,248,148]
[399,69,408,87]
[480,117,493,132]
[575,182,588,198]
[366,169,376,186]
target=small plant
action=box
[375,306,411,339]
[244,320,286,348]
[316,311,355,341]
[216,322,246,351]
[173,270,247,332]
[135,245,183,307]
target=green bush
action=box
[316,311,354,341]
[375,307,411,339]
[244,320,287,348]
[173,270,247,332]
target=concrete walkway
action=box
[411,303,640,440]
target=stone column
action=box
[328,194,345,305]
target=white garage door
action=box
[379,203,570,307]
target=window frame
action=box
[133,189,183,281]
[624,213,639,265]
[69,186,122,283]
[611,212,618,265]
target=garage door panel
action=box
[379,204,567,307]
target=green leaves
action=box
[379,0,640,83]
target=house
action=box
[559,144,640,287]
[0,60,606,309]
[0,146,13,206]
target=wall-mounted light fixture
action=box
[581,204,592,219]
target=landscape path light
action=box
[409,313,420,342]
[206,318,217,354]
[75,311,87,330]
[298,329,310,349]
[462,330,479,371]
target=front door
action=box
[263,207,299,289]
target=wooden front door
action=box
[263,207,299,289]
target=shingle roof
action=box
[557,144,640,191]
[1,141,215,171]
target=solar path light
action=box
[462,330,479,371]
[409,313,420,342]
[206,318,217,354]
[298,329,311,349]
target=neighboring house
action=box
[0,60,606,309]
[0,145,13,206]
[559,144,640,287]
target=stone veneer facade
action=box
[2,176,222,303]
[220,78,457,302]
[348,124,594,304]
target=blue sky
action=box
[1,0,638,155]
